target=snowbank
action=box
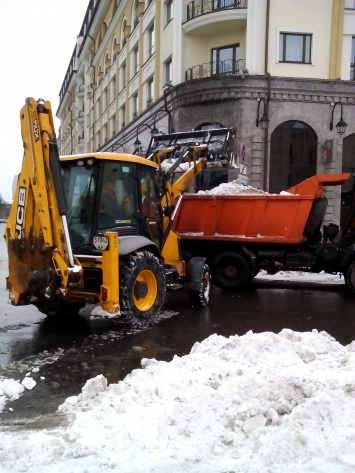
[0,330,354,473]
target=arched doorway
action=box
[341,133,355,227]
[269,121,317,193]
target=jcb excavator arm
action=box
[5,98,83,306]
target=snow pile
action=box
[256,269,345,285]
[160,158,194,173]
[0,376,36,412]
[198,179,269,196]
[0,330,354,473]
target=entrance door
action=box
[269,121,317,193]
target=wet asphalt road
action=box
[0,279,354,429]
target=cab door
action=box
[140,169,164,247]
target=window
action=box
[269,121,317,194]
[279,33,312,64]
[166,0,173,24]
[98,162,139,230]
[96,97,101,119]
[212,44,240,74]
[110,76,116,103]
[148,24,155,57]
[147,77,154,105]
[62,163,99,247]
[213,0,236,9]
[165,57,172,83]
[102,124,107,144]
[102,88,107,112]
[132,93,138,118]
[110,115,116,137]
[132,47,139,76]
[104,52,110,75]
[120,105,126,128]
[120,62,126,90]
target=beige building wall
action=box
[268,0,333,78]
[57,0,354,162]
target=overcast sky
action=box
[0,0,88,202]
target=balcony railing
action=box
[187,0,247,21]
[186,59,246,81]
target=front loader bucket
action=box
[7,239,30,296]
[7,235,53,305]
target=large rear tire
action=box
[120,251,166,327]
[211,251,252,291]
[188,262,211,307]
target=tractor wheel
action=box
[120,251,166,327]
[211,251,252,291]
[35,300,85,318]
[344,260,355,294]
[188,261,211,307]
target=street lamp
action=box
[133,123,154,150]
[110,142,125,152]
[256,98,269,132]
[152,108,174,134]
[330,102,347,135]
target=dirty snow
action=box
[1,189,354,472]
[198,179,269,196]
[0,328,354,473]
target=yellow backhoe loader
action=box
[4,97,233,326]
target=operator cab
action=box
[60,154,164,253]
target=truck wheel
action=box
[345,260,355,294]
[211,251,252,291]
[120,251,166,327]
[35,300,85,318]
[188,262,211,307]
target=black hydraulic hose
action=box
[48,141,68,216]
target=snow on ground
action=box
[255,269,345,285]
[0,329,354,473]
[1,191,354,472]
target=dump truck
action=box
[170,172,355,293]
[4,98,233,325]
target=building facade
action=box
[57,0,355,224]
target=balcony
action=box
[186,58,246,81]
[187,0,247,19]
[184,0,247,35]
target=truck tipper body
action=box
[171,173,355,293]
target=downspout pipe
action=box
[263,0,271,191]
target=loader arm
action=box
[5,97,83,305]
[151,144,207,233]
[146,126,234,233]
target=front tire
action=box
[188,262,211,307]
[211,251,252,291]
[120,251,166,327]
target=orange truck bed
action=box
[171,173,350,244]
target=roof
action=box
[59,152,158,169]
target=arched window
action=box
[112,36,119,63]
[269,121,317,193]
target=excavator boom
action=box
[5,98,83,305]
